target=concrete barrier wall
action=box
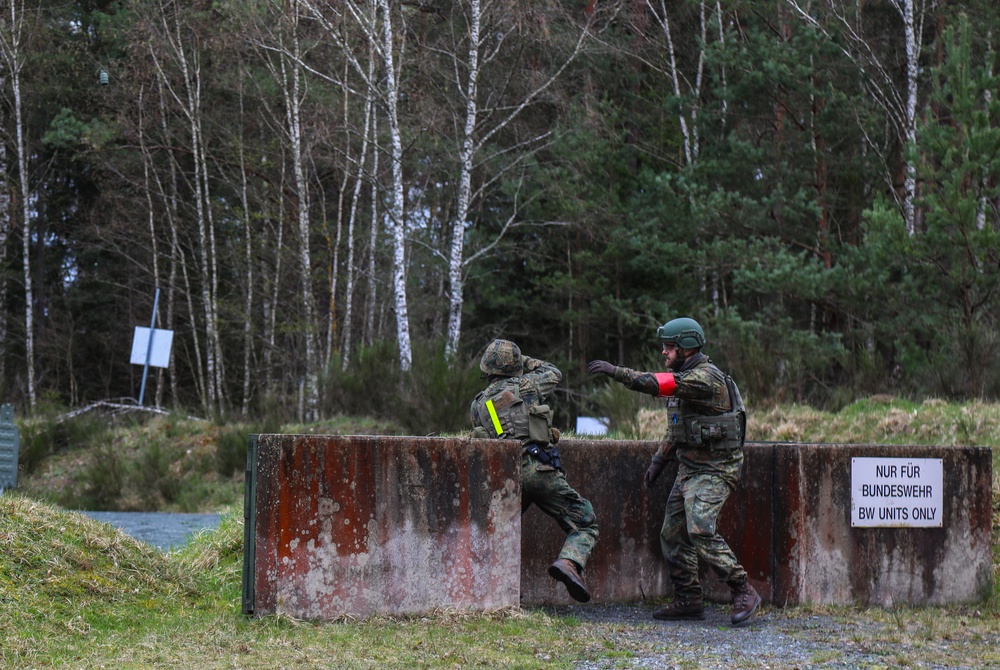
[244,435,522,619]
[766,442,994,607]
[245,436,993,618]
[519,439,670,605]
[523,440,993,607]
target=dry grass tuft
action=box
[877,408,916,437]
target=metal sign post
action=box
[130,288,175,408]
[138,288,161,406]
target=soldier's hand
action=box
[644,455,667,488]
[587,360,615,376]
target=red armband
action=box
[654,372,676,396]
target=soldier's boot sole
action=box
[548,559,591,603]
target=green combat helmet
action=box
[656,317,706,349]
[480,339,523,377]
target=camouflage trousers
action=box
[660,466,747,600]
[521,452,599,570]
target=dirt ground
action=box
[537,601,994,670]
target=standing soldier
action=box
[471,339,598,603]
[587,317,760,626]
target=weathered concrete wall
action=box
[523,440,993,607]
[245,436,992,617]
[520,439,670,605]
[764,442,994,607]
[245,435,521,619]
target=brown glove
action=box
[587,360,615,376]
[645,455,668,488]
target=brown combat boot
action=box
[730,581,761,626]
[548,558,591,603]
[652,598,705,621]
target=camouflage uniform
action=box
[471,354,598,573]
[611,352,748,601]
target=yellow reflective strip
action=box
[485,399,504,436]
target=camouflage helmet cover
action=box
[480,339,523,376]
[656,317,706,349]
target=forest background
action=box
[1,0,999,435]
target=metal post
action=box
[138,288,161,406]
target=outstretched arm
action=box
[587,360,674,397]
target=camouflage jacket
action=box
[470,357,561,444]
[611,353,744,477]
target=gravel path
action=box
[538,602,980,670]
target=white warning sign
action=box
[851,457,943,528]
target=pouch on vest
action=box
[665,398,686,443]
[686,413,742,449]
[527,404,552,446]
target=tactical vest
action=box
[471,377,554,447]
[665,367,746,450]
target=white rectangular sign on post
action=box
[851,457,943,528]
[130,327,174,369]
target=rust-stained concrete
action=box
[523,440,992,608]
[519,439,669,605]
[245,435,521,619]
[759,442,994,607]
[245,436,992,617]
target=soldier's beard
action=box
[668,352,688,371]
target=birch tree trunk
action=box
[443,1,594,360]
[237,80,255,416]
[138,86,164,405]
[342,57,377,371]
[155,76,181,409]
[900,0,919,234]
[299,0,412,371]
[646,0,705,166]
[263,186,286,397]
[376,0,412,372]
[280,6,319,418]
[0,73,9,389]
[978,29,994,231]
[365,111,380,349]
[0,0,35,409]
[196,101,226,411]
[784,0,927,234]
[444,0,483,361]
[149,3,224,414]
[325,171,346,370]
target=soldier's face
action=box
[662,342,680,369]
[662,342,689,371]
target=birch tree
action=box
[145,0,227,414]
[277,3,320,417]
[298,0,412,372]
[437,0,598,359]
[0,63,8,389]
[364,109,381,348]
[642,0,710,166]
[0,0,35,409]
[783,0,929,234]
[236,78,255,416]
[341,56,377,371]
[152,76,185,409]
[622,0,730,308]
[375,0,412,372]
[238,0,325,416]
